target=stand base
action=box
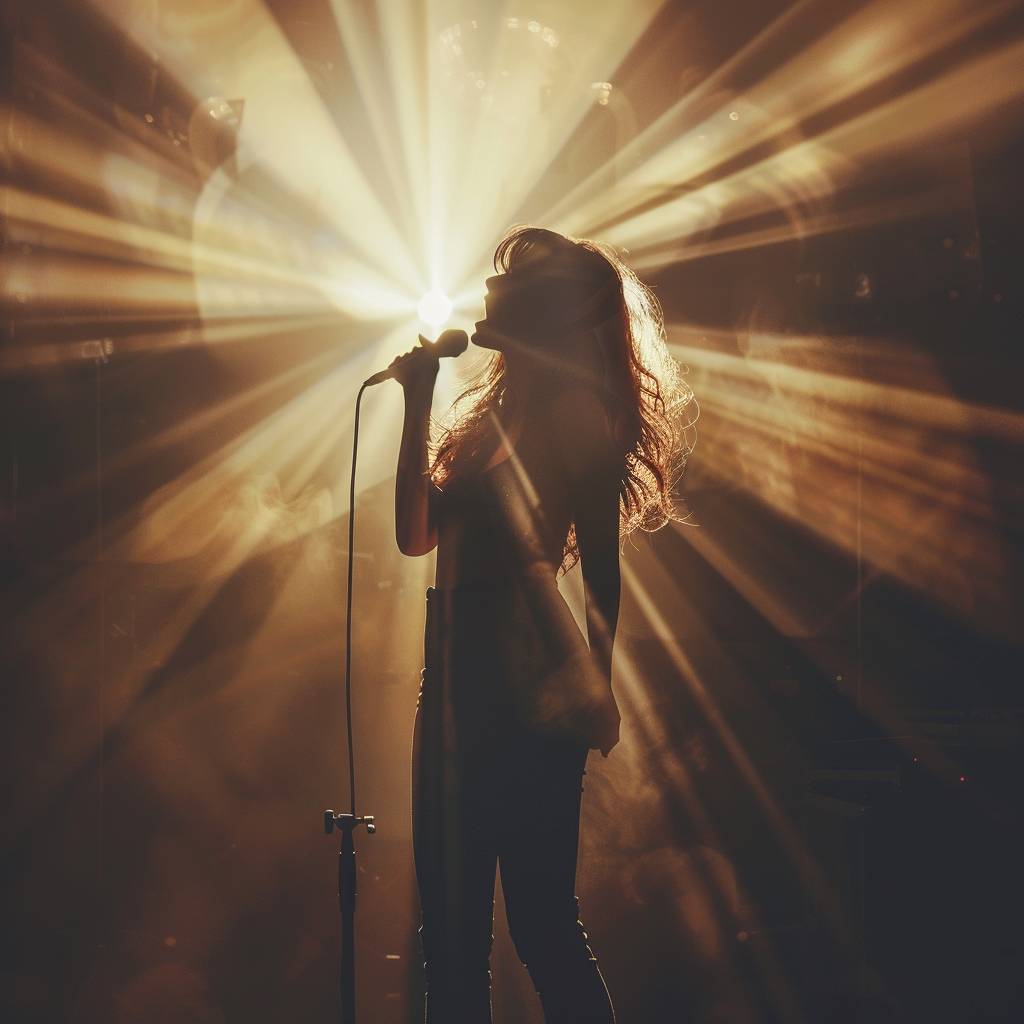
[324,810,375,1024]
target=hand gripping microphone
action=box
[363,328,469,386]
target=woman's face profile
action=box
[471,263,597,354]
[470,275,510,352]
[472,273,551,352]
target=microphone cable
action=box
[341,331,464,815]
[342,381,370,817]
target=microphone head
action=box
[432,328,469,359]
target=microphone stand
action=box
[323,379,376,1024]
[324,332,465,1021]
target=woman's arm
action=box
[394,364,439,557]
[559,388,621,680]
[577,474,621,685]
[552,386,622,753]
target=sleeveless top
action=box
[426,401,621,739]
[432,412,573,587]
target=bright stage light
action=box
[417,289,452,327]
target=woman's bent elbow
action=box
[397,534,437,557]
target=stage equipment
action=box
[187,96,245,181]
[324,328,468,1023]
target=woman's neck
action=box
[502,329,599,401]
[501,354,531,403]
[502,351,562,408]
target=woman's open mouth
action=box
[471,319,496,346]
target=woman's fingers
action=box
[596,699,621,757]
[390,343,440,392]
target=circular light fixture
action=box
[418,289,452,327]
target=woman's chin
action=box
[471,325,503,351]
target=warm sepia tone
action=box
[1,2,1021,1022]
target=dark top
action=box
[426,390,622,736]
[432,409,574,588]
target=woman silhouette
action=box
[391,226,689,1023]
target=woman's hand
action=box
[539,648,621,757]
[592,696,621,758]
[389,335,440,394]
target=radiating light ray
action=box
[5,43,198,193]
[3,101,410,323]
[614,32,1024,259]
[606,602,806,1019]
[89,0,420,287]
[610,640,805,1021]
[620,557,856,957]
[43,329,405,597]
[674,518,985,802]
[322,2,440,289]
[16,446,404,875]
[626,0,997,202]
[669,326,1016,639]
[542,0,822,228]
[191,173,414,322]
[0,315,347,381]
[711,442,1005,632]
[33,341,400,782]
[675,329,1019,446]
[614,0,1005,205]
[328,0,428,276]
[704,383,1002,523]
[420,1,666,289]
[676,332,1022,445]
[4,531,352,851]
[14,344,338,547]
[3,251,195,315]
[3,233,368,327]
[101,332,407,569]
[616,185,955,266]
[548,4,1024,262]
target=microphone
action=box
[363,328,469,387]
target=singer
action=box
[391,226,688,1023]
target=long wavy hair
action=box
[429,225,695,574]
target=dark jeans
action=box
[413,584,615,1024]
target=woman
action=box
[391,226,690,1023]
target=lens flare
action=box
[417,288,453,327]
